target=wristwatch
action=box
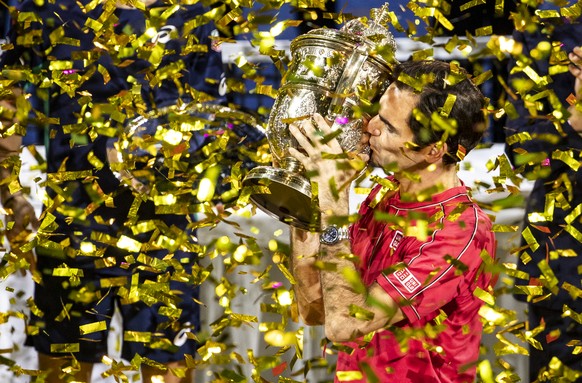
[320,225,350,245]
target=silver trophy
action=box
[242,4,397,230]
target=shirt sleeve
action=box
[376,205,494,322]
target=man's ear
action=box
[425,142,448,163]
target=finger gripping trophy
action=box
[242,3,397,230]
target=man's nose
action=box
[365,116,379,134]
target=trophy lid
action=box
[290,2,396,65]
[340,2,396,62]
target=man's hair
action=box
[392,60,487,165]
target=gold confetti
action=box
[79,321,107,335]
[50,344,80,353]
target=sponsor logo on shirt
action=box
[389,230,404,250]
[394,267,421,293]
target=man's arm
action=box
[289,203,405,341]
[288,115,404,342]
[290,226,325,325]
[316,187,404,342]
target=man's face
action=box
[365,84,426,171]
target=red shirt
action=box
[336,180,496,383]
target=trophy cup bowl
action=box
[242,10,397,230]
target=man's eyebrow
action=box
[378,114,396,130]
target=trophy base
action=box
[243,166,320,230]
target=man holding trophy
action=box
[238,4,496,380]
[288,59,496,382]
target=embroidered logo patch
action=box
[394,267,421,293]
[389,230,404,250]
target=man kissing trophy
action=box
[242,3,397,230]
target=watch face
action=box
[321,226,339,244]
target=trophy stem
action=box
[279,157,305,173]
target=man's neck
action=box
[394,164,461,199]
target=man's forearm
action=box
[319,244,404,343]
[290,227,325,325]
[289,186,353,326]
[316,185,405,344]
